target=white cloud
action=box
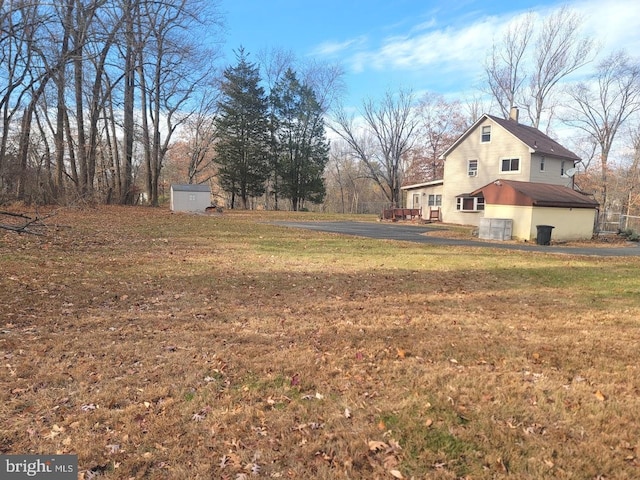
[576,0,640,54]
[341,15,505,85]
[313,0,640,118]
[373,20,497,69]
[310,36,368,57]
[324,0,639,81]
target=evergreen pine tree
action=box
[214,48,270,209]
[271,69,329,211]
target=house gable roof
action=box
[487,115,580,161]
[440,114,581,162]
[470,179,599,209]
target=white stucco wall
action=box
[484,204,596,241]
[530,207,596,241]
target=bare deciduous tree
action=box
[257,47,295,211]
[0,1,44,193]
[137,0,222,206]
[485,6,595,130]
[256,48,344,210]
[1,0,224,205]
[485,12,534,120]
[184,97,219,185]
[325,140,384,214]
[622,125,640,221]
[463,93,491,125]
[257,47,295,91]
[331,89,418,207]
[412,93,467,182]
[300,59,345,115]
[564,51,640,211]
[525,6,595,129]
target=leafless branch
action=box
[0,210,57,235]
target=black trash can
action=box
[536,225,554,245]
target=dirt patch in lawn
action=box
[2,206,640,479]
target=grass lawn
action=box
[1,206,640,479]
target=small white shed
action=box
[170,184,211,212]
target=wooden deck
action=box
[381,208,422,221]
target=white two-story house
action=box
[402,108,599,241]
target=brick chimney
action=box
[509,106,519,123]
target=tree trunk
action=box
[17,78,51,199]
[73,10,89,197]
[121,0,136,205]
[600,149,609,212]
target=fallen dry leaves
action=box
[1,206,640,479]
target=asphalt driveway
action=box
[276,221,640,257]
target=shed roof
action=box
[470,180,599,209]
[171,184,211,193]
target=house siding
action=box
[402,183,443,219]
[530,207,596,241]
[485,204,596,241]
[443,118,532,226]
[529,153,574,185]
[441,117,582,227]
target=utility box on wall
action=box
[478,218,513,241]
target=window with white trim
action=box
[456,196,485,212]
[561,160,566,176]
[428,194,442,206]
[501,158,520,173]
[468,159,478,177]
[481,126,491,143]
[540,156,545,172]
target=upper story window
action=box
[481,126,491,143]
[501,158,520,173]
[540,156,545,172]
[468,159,478,177]
[561,160,566,176]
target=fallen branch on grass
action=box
[0,210,57,235]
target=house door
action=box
[412,194,420,209]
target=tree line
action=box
[325,7,640,218]
[2,2,639,219]
[0,0,222,206]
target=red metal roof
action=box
[470,180,599,209]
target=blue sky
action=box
[220,0,640,110]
